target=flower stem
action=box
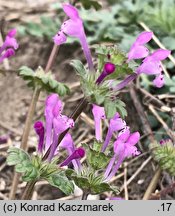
[101,128,112,152]
[104,154,117,179]
[21,180,37,200]
[113,74,137,91]
[80,33,94,72]
[81,191,89,200]
[9,87,40,199]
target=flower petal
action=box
[114,139,125,155]
[150,49,171,61]
[110,114,126,132]
[137,60,161,75]
[62,3,80,20]
[127,132,140,146]
[118,126,130,142]
[53,31,67,45]
[135,31,153,45]
[153,73,165,88]
[128,45,149,60]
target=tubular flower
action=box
[34,121,45,153]
[34,94,75,163]
[104,127,140,181]
[59,133,82,172]
[137,49,170,88]
[0,29,18,63]
[44,94,63,151]
[47,114,74,161]
[101,113,126,152]
[96,62,116,84]
[53,3,94,71]
[60,147,85,167]
[113,32,170,91]
[92,104,106,141]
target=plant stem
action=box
[9,87,40,199]
[81,191,89,200]
[21,180,37,200]
[143,168,161,200]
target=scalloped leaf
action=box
[104,98,127,119]
[46,171,74,195]
[7,147,39,181]
[82,143,110,170]
[19,66,70,96]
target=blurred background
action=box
[0,0,175,200]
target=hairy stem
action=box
[21,180,37,200]
[81,191,89,200]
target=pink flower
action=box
[137,49,170,88]
[0,29,18,64]
[104,127,140,181]
[60,147,85,167]
[127,31,153,61]
[96,62,116,84]
[101,113,126,152]
[34,121,45,153]
[47,114,74,161]
[114,128,140,157]
[92,104,106,141]
[53,3,94,71]
[59,133,82,172]
[44,94,63,150]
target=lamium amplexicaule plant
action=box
[3,2,175,200]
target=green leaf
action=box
[91,182,119,194]
[78,0,102,10]
[7,147,39,181]
[19,66,70,96]
[104,99,117,119]
[92,140,102,152]
[26,22,43,37]
[7,147,30,166]
[82,143,110,170]
[46,171,74,195]
[69,167,119,195]
[70,59,87,77]
[104,98,127,119]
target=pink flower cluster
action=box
[0,29,18,64]
[34,94,85,172]
[92,104,140,181]
[128,31,170,88]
